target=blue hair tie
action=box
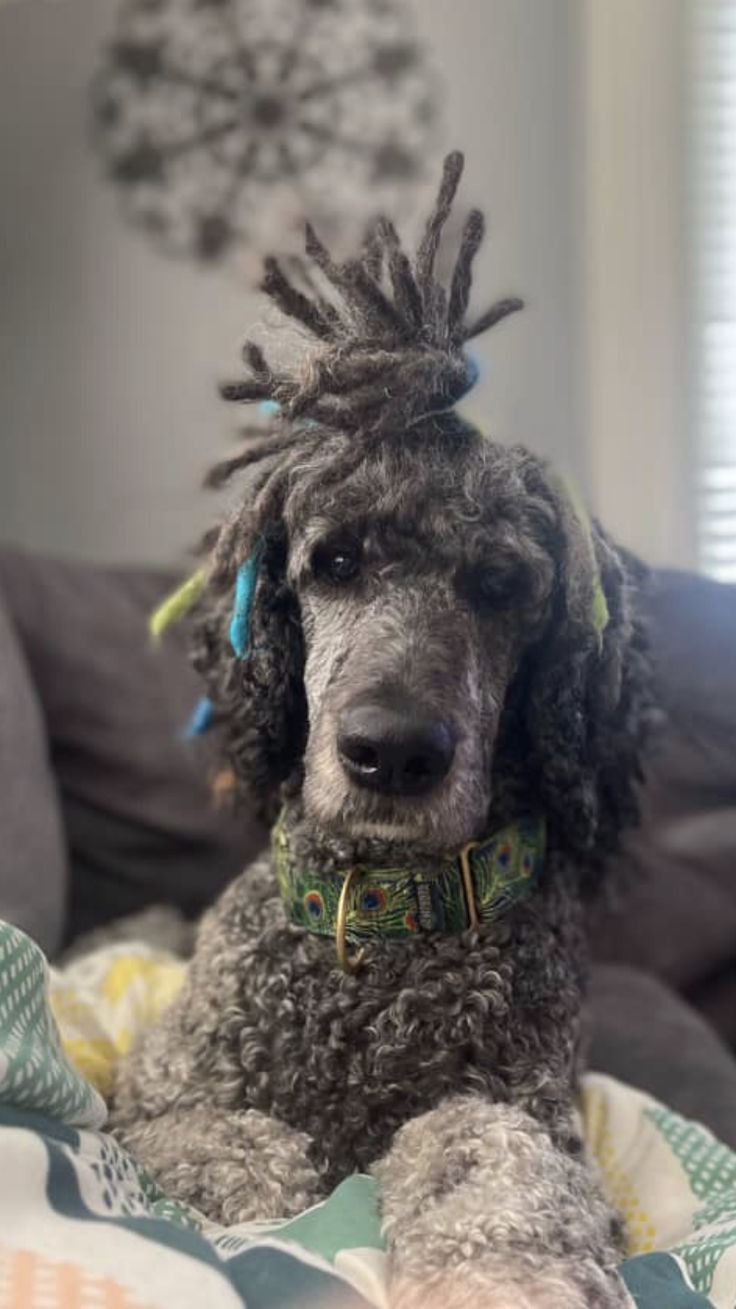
[259,397,318,432]
[182,545,261,737]
[466,352,481,388]
[230,548,262,658]
[184,696,214,739]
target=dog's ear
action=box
[192,522,307,822]
[519,479,653,888]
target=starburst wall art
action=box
[91,0,440,270]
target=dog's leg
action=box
[374,1095,631,1309]
[107,861,327,1225]
[114,1104,325,1226]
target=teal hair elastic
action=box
[182,545,262,736]
[230,547,262,658]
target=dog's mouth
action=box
[340,816,427,842]
[318,779,442,829]
[308,785,491,863]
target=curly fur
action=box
[111,154,653,1307]
[377,1098,628,1309]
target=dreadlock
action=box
[207,151,523,521]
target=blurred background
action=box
[0,0,733,578]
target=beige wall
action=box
[0,0,582,565]
[578,0,693,569]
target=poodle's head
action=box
[193,154,652,882]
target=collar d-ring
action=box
[458,839,480,930]
[336,867,366,974]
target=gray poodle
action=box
[111,153,653,1308]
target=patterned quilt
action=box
[0,919,734,1308]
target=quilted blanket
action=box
[0,920,734,1308]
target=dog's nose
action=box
[337,697,456,797]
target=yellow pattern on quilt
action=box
[581,1079,658,1255]
[49,947,186,1099]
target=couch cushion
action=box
[591,569,736,1043]
[0,548,264,945]
[0,571,67,953]
[588,965,736,1149]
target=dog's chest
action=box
[212,876,583,1186]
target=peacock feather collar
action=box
[273,814,546,972]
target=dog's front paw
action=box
[377,1097,629,1309]
[117,1104,324,1225]
[375,1096,567,1240]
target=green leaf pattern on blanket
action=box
[645,1107,736,1297]
[0,923,106,1128]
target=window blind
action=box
[694,0,736,580]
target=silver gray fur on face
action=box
[110,154,654,1307]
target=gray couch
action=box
[0,549,265,949]
[1,547,735,1146]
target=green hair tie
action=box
[149,569,205,643]
[590,572,611,641]
[561,477,610,643]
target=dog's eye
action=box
[478,571,518,605]
[462,565,525,610]
[312,543,361,585]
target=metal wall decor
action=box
[92,0,439,267]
